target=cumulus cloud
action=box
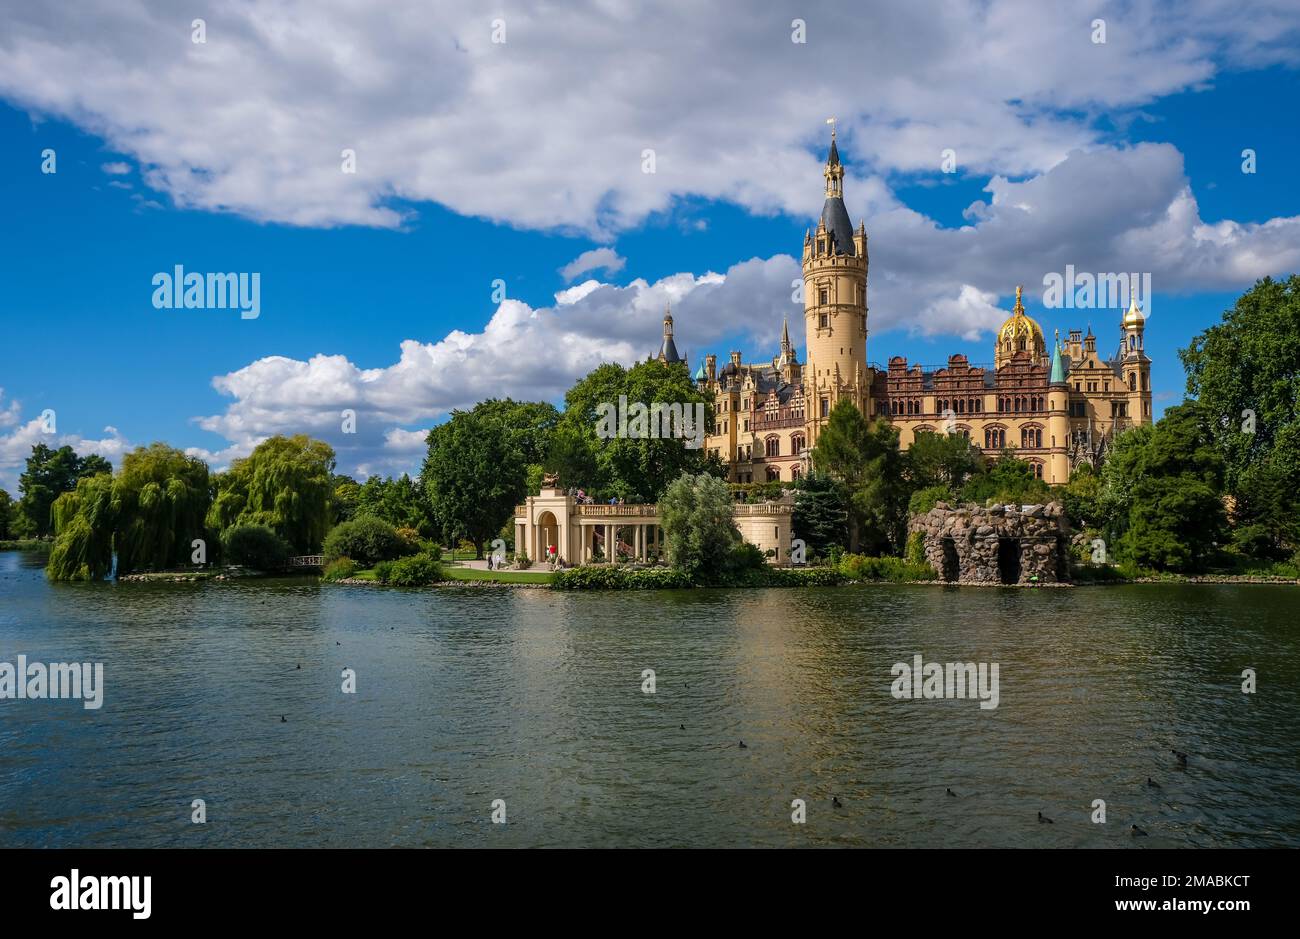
[1,0,1297,235]
[100,161,130,175]
[560,248,626,281]
[0,390,133,493]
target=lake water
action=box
[1,548,1297,848]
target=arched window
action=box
[766,466,781,482]
[765,436,780,457]
[791,465,801,481]
[791,433,806,453]
[1129,373,1136,391]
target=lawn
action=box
[442,565,554,584]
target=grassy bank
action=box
[0,539,49,551]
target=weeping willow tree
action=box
[112,445,211,575]
[46,473,116,581]
[46,444,212,581]
[206,435,335,554]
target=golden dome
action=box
[1123,294,1145,328]
[996,286,1046,358]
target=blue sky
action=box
[2,1,1299,490]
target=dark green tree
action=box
[792,473,849,558]
[811,401,909,554]
[207,435,336,554]
[905,430,983,491]
[1180,275,1300,494]
[959,449,1053,506]
[658,472,741,580]
[421,409,526,557]
[17,444,112,537]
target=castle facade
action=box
[683,134,1152,486]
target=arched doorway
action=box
[535,511,559,562]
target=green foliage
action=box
[330,476,361,525]
[1060,462,1103,530]
[321,557,357,581]
[0,488,15,540]
[355,473,434,536]
[811,401,909,554]
[45,474,116,581]
[1180,274,1300,495]
[552,566,695,590]
[381,552,445,586]
[421,407,527,557]
[323,516,413,566]
[109,444,211,577]
[658,472,741,580]
[905,530,927,566]
[221,524,292,571]
[837,553,935,582]
[907,485,953,516]
[1229,458,1300,560]
[559,359,714,501]
[792,473,849,557]
[372,560,396,582]
[905,431,982,491]
[1100,404,1228,572]
[18,443,112,537]
[959,449,1052,505]
[759,567,847,587]
[209,435,335,553]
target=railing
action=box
[732,503,793,516]
[288,555,324,568]
[576,504,660,517]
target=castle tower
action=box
[657,306,682,364]
[994,286,1047,370]
[1120,294,1151,426]
[1046,330,1071,484]
[803,126,869,441]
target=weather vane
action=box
[826,116,837,138]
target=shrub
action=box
[837,553,935,582]
[552,566,693,590]
[372,560,396,583]
[221,524,292,571]
[321,557,357,581]
[905,531,927,566]
[323,516,413,567]
[908,485,953,516]
[513,551,531,569]
[383,551,444,586]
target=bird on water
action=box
[1038,812,1053,824]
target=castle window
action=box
[820,398,829,418]
[819,313,828,329]
[766,467,781,482]
[819,288,829,305]
[1129,374,1137,391]
[974,399,982,413]
[792,434,805,452]
[1142,374,1149,391]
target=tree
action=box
[330,475,361,524]
[221,524,292,571]
[1100,404,1228,572]
[472,399,560,467]
[1229,458,1300,560]
[45,473,116,581]
[560,359,713,501]
[1059,462,1104,531]
[46,443,209,580]
[792,473,849,559]
[0,489,14,540]
[322,516,413,566]
[355,473,434,535]
[959,449,1053,506]
[905,430,982,491]
[207,435,336,553]
[421,409,525,557]
[1180,275,1300,495]
[17,444,112,537]
[111,444,212,576]
[811,401,909,554]
[658,472,741,580]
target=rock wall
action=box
[909,501,1071,584]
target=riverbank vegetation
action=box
[18,277,1299,586]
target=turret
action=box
[1120,294,1151,425]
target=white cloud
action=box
[560,247,626,281]
[1,1,1297,235]
[0,390,133,492]
[100,161,130,175]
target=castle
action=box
[669,132,1152,486]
